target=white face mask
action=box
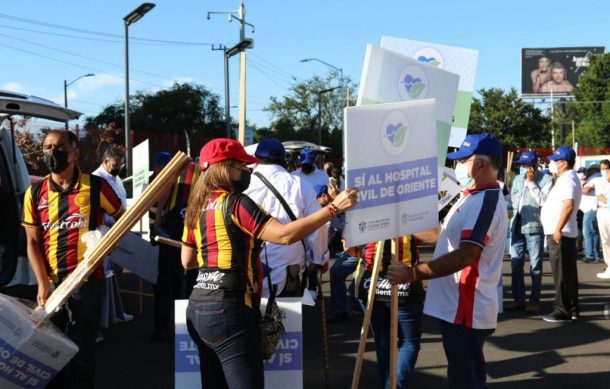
[455,163,473,188]
[548,160,558,174]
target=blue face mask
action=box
[455,163,473,188]
[519,166,528,177]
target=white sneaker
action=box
[596,271,610,279]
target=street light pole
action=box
[317,87,339,146]
[63,73,94,130]
[301,57,349,108]
[207,0,255,145]
[124,2,155,176]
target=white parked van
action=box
[0,90,81,292]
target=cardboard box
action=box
[0,294,78,389]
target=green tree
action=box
[263,71,356,158]
[468,87,551,150]
[85,82,225,140]
[573,53,610,147]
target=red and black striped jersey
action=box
[182,191,272,307]
[161,162,201,238]
[22,170,123,282]
[363,236,419,272]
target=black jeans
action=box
[547,235,579,316]
[153,244,185,333]
[186,300,263,389]
[48,277,105,389]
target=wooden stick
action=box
[35,152,190,324]
[154,235,182,248]
[389,238,399,389]
[317,271,330,388]
[351,241,384,389]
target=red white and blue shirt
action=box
[424,184,508,329]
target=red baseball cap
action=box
[199,138,257,171]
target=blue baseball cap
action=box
[153,152,171,166]
[299,148,318,165]
[548,146,576,162]
[515,151,538,165]
[447,133,503,160]
[313,184,328,198]
[255,138,286,162]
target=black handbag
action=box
[258,244,285,360]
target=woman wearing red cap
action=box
[181,138,358,388]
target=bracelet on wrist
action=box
[329,202,341,214]
[326,204,337,218]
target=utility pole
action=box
[212,44,231,138]
[207,1,255,145]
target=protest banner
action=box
[380,36,479,147]
[356,44,459,174]
[175,298,303,389]
[343,99,438,248]
[131,140,150,241]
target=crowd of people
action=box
[19,129,610,388]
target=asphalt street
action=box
[91,249,610,388]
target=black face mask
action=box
[43,150,70,173]
[110,168,121,177]
[232,169,251,193]
[301,164,314,174]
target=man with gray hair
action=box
[92,145,127,223]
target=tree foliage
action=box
[573,53,610,147]
[262,71,356,157]
[85,82,225,140]
[468,87,551,150]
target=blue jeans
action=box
[368,301,423,389]
[583,210,601,260]
[440,320,494,389]
[330,252,360,315]
[510,223,544,303]
[186,301,263,389]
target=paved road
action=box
[93,251,610,388]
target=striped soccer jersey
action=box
[22,170,122,282]
[182,192,272,307]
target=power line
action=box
[0,31,175,82]
[0,13,216,46]
[0,41,165,89]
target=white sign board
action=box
[381,36,479,147]
[175,298,303,389]
[0,294,78,389]
[357,44,459,173]
[438,167,461,211]
[131,140,150,240]
[344,99,438,248]
[109,232,159,284]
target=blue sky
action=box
[1,0,608,132]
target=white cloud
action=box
[1,82,26,92]
[64,73,124,102]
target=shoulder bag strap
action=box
[253,171,308,255]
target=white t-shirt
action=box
[245,163,328,296]
[291,167,329,190]
[424,184,508,330]
[541,170,582,237]
[593,175,610,208]
[581,173,601,212]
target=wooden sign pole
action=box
[351,240,384,389]
[389,238,399,389]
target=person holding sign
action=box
[22,130,125,388]
[181,138,358,389]
[358,236,426,388]
[388,133,508,389]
